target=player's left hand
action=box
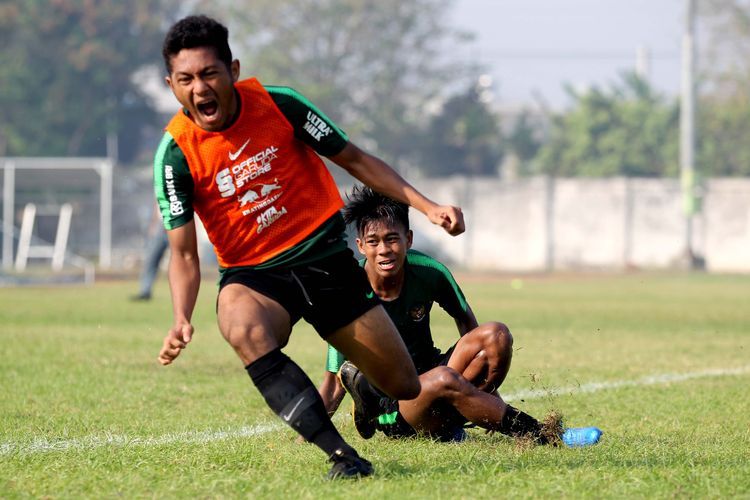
[428,205,465,236]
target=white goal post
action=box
[1,157,113,271]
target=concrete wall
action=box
[703,178,750,272]
[6,165,745,273]
[403,176,750,273]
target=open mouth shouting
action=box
[195,98,221,127]
[197,99,218,117]
[378,258,397,272]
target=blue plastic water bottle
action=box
[562,427,603,447]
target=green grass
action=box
[1,273,749,498]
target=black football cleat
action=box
[326,448,374,480]
[337,361,382,439]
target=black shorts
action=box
[219,248,380,338]
[436,343,457,367]
[378,398,417,439]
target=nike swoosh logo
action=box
[228,138,251,161]
[366,291,375,299]
[281,397,305,422]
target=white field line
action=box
[2,365,748,457]
[503,364,750,403]
[0,422,286,458]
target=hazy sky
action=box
[450,0,685,108]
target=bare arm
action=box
[455,304,480,337]
[329,142,465,236]
[318,371,347,417]
[158,220,201,365]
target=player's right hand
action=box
[158,323,194,365]
[428,204,465,236]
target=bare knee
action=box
[422,366,466,398]
[478,321,513,354]
[220,324,278,365]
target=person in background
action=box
[131,202,168,301]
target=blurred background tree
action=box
[1,0,749,178]
[199,0,487,176]
[0,0,181,163]
[694,0,750,176]
[536,73,679,177]
[503,109,543,178]
[512,0,750,179]
[417,79,504,177]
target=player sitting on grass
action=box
[319,186,602,447]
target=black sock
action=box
[499,405,548,444]
[246,348,354,458]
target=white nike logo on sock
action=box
[228,138,251,161]
[281,397,305,422]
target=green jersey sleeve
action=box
[266,85,349,157]
[433,263,470,323]
[326,343,346,373]
[153,131,194,230]
[409,250,471,323]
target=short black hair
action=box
[162,15,233,73]
[342,185,410,237]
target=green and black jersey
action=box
[153,84,350,272]
[327,249,471,374]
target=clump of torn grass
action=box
[539,409,564,446]
[514,409,564,451]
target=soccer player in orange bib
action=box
[154,15,464,479]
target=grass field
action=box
[1,273,749,498]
